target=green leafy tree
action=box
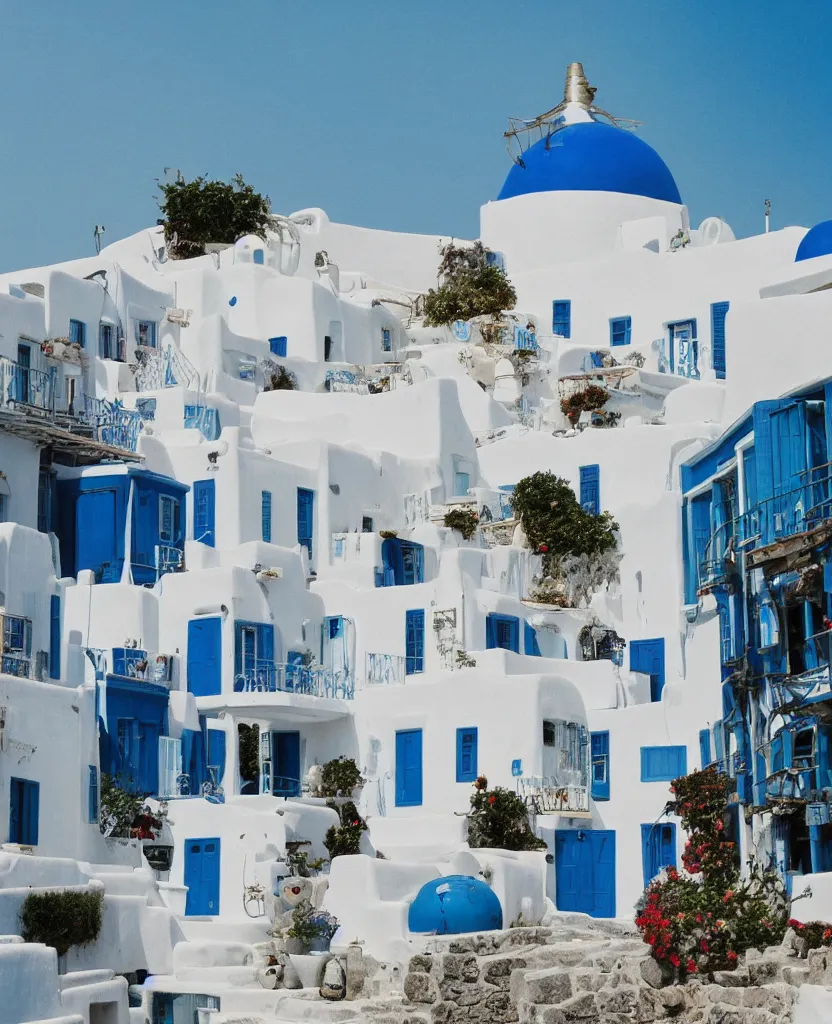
[158,173,271,259]
[510,471,618,569]
[423,242,516,326]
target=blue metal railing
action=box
[234,661,354,699]
[4,361,56,413]
[83,397,143,451]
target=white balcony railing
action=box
[365,652,406,686]
[518,777,589,814]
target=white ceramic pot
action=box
[288,951,331,989]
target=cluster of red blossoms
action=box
[788,919,832,948]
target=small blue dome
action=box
[498,121,682,205]
[795,221,832,262]
[408,875,502,936]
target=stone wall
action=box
[358,916,832,1024]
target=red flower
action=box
[700,940,709,953]
[726,951,738,963]
[539,544,549,553]
[669,954,680,968]
[488,795,496,804]
[723,890,734,903]
[686,959,697,973]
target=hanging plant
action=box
[444,508,479,540]
[560,384,608,425]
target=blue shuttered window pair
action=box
[640,745,687,782]
[269,336,288,357]
[711,301,729,380]
[579,465,600,514]
[405,609,425,674]
[590,731,610,800]
[609,316,632,347]
[261,490,272,543]
[456,727,478,782]
[552,300,571,338]
[486,613,520,653]
[9,777,39,845]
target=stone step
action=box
[273,993,361,1021]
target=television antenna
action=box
[504,62,643,166]
[93,225,105,254]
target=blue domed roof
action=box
[408,875,502,936]
[498,121,682,205]
[795,221,832,262]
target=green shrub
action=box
[20,889,104,956]
[467,781,546,853]
[264,365,297,391]
[324,800,367,859]
[444,508,479,540]
[424,242,516,326]
[158,173,271,259]
[320,756,363,798]
[510,471,618,572]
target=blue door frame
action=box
[395,729,423,806]
[554,829,615,918]
[641,822,677,887]
[272,731,301,796]
[187,617,222,697]
[193,479,216,546]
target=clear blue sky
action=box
[0,0,830,271]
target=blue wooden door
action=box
[187,617,222,696]
[395,729,423,806]
[184,837,220,915]
[9,777,39,845]
[405,609,425,674]
[297,488,314,559]
[641,823,676,887]
[272,731,300,796]
[76,489,118,580]
[555,829,615,918]
[193,479,216,546]
[579,465,600,514]
[630,638,665,702]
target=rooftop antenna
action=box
[765,199,771,234]
[504,62,643,165]
[93,225,105,254]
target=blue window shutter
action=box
[579,465,600,514]
[714,721,725,765]
[591,731,610,800]
[524,621,542,656]
[641,745,687,782]
[69,320,86,347]
[405,609,425,674]
[88,766,99,823]
[269,337,287,357]
[297,488,314,558]
[207,729,226,782]
[485,615,496,649]
[711,302,729,379]
[456,727,478,782]
[552,300,571,338]
[261,491,272,543]
[49,594,61,679]
[699,728,712,768]
[610,317,632,347]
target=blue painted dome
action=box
[408,875,502,936]
[498,121,682,205]
[795,221,832,262]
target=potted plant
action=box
[284,900,339,988]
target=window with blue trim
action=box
[640,745,687,782]
[159,496,180,544]
[590,731,610,800]
[88,766,98,823]
[552,300,571,338]
[98,322,116,359]
[456,727,478,782]
[135,320,157,348]
[261,490,272,543]
[405,609,425,674]
[69,319,86,347]
[382,328,392,352]
[269,336,287,357]
[610,316,632,347]
[486,613,520,653]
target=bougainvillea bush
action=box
[635,766,788,979]
[467,777,546,852]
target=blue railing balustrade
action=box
[234,661,354,699]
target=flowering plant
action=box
[788,918,832,953]
[635,766,788,979]
[467,783,546,852]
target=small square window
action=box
[135,320,157,348]
[543,720,556,747]
[69,319,86,347]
